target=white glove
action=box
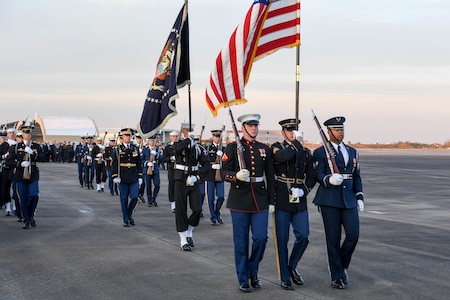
[86,155,92,160]
[269,204,275,213]
[211,164,221,170]
[186,175,198,185]
[96,153,102,158]
[236,169,250,181]
[151,150,157,155]
[25,146,33,154]
[216,150,223,157]
[21,161,30,167]
[113,177,121,184]
[138,178,143,186]
[291,187,304,198]
[329,173,344,186]
[293,130,302,141]
[170,156,176,162]
[357,200,364,212]
[147,162,154,167]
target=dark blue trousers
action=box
[17,181,39,225]
[207,181,224,222]
[230,210,268,285]
[320,206,359,281]
[275,209,309,281]
[119,182,139,223]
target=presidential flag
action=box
[137,4,190,139]
[205,0,300,116]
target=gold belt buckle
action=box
[289,195,300,203]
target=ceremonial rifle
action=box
[228,107,246,170]
[311,110,339,174]
[214,122,226,181]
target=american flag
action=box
[206,0,300,116]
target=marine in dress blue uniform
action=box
[142,136,160,207]
[162,131,178,212]
[221,114,275,292]
[312,116,364,289]
[173,122,210,251]
[111,128,143,227]
[6,126,46,229]
[205,129,226,225]
[271,118,316,290]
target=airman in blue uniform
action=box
[312,116,364,289]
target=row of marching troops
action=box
[93,113,364,293]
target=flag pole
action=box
[295,44,300,130]
[185,0,192,131]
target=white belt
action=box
[244,176,264,183]
[342,174,352,179]
[175,164,199,171]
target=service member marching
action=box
[271,118,316,290]
[312,116,364,289]
[221,114,275,292]
[162,131,178,213]
[1,128,17,217]
[205,129,226,225]
[173,122,210,251]
[6,126,46,229]
[75,136,86,188]
[142,136,161,207]
[104,137,118,196]
[92,137,107,192]
[111,128,143,227]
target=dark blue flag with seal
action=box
[137,4,190,139]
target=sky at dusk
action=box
[1,0,449,144]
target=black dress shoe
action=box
[17,218,24,222]
[250,276,261,288]
[239,284,251,292]
[217,216,223,224]
[23,223,30,229]
[152,201,158,207]
[123,221,130,227]
[331,278,345,289]
[181,244,191,251]
[6,211,11,216]
[342,270,348,284]
[288,266,304,286]
[281,280,294,290]
[186,237,195,247]
[129,219,135,226]
[31,221,36,227]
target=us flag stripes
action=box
[206,0,300,116]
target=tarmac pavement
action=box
[1,150,450,299]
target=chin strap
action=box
[243,125,257,139]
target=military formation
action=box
[0,114,364,293]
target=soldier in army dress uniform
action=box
[111,128,143,227]
[6,126,46,229]
[221,114,275,292]
[312,116,364,289]
[271,118,316,290]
